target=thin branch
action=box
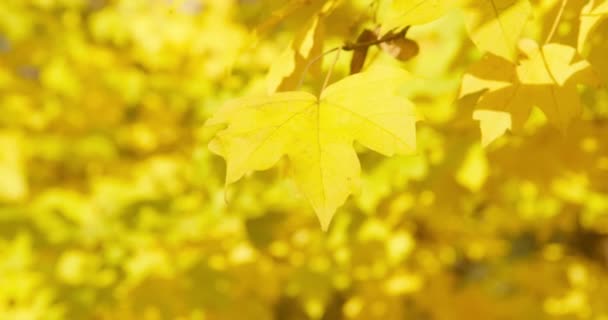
[545,0,568,44]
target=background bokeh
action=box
[1,0,608,319]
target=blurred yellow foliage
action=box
[1,0,608,319]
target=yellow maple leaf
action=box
[207,68,418,230]
[461,39,600,147]
[462,0,532,61]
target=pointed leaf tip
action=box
[318,211,333,232]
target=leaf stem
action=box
[297,47,340,90]
[320,49,341,96]
[545,0,568,44]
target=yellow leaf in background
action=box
[456,143,489,191]
[379,0,456,34]
[266,1,338,94]
[461,40,599,146]
[462,0,531,61]
[0,132,28,202]
[473,110,512,147]
[578,0,608,51]
[460,49,518,98]
[517,40,600,130]
[460,53,529,146]
[208,68,418,230]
